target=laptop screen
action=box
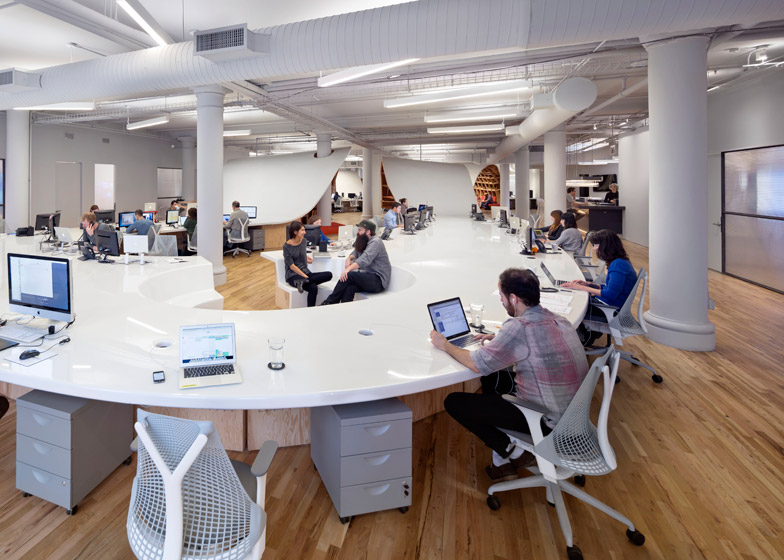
[428,297,471,340]
[539,262,557,285]
[179,323,236,367]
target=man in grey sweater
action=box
[321,220,391,304]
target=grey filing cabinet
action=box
[311,398,412,523]
[249,227,265,251]
[16,390,133,514]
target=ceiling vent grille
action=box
[194,24,270,62]
[0,68,40,92]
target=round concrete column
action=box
[316,132,333,226]
[6,110,30,231]
[179,137,196,202]
[361,148,373,218]
[499,163,510,208]
[514,146,530,220]
[643,36,715,350]
[194,86,228,286]
[371,152,383,217]
[544,127,566,219]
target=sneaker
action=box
[294,280,305,293]
[485,451,537,481]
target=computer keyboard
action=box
[451,334,477,348]
[0,325,48,343]
[184,364,236,378]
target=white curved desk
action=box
[0,219,588,447]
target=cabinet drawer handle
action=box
[363,483,390,496]
[32,413,53,427]
[363,424,391,437]
[32,442,53,455]
[363,454,391,466]
[32,470,51,484]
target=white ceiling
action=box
[2,1,783,163]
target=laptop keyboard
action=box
[451,334,477,348]
[184,364,236,378]
[0,325,48,343]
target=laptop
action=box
[539,262,569,287]
[178,323,243,389]
[427,297,481,349]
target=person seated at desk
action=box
[384,202,402,231]
[307,215,334,245]
[284,221,334,307]
[321,220,391,305]
[80,212,113,248]
[548,212,582,253]
[561,229,636,345]
[89,204,99,212]
[543,209,564,240]
[430,268,589,480]
[604,183,619,204]
[125,209,154,235]
[223,201,248,249]
[183,207,197,239]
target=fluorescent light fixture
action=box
[577,159,618,165]
[425,107,524,123]
[384,80,532,109]
[427,123,505,134]
[117,0,169,47]
[16,101,95,111]
[581,141,609,152]
[318,58,419,88]
[707,85,721,92]
[126,115,169,130]
[223,129,251,137]
[345,155,363,162]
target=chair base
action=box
[224,247,251,258]
[585,346,661,382]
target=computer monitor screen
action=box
[96,229,120,257]
[118,212,136,228]
[179,216,187,226]
[579,187,590,198]
[223,214,230,223]
[123,234,149,254]
[239,206,257,219]
[142,211,155,221]
[94,209,115,224]
[166,210,180,224]
[35,213,60,231]
[348,193,356,199]
[304,225,321,246]
[418,204,426,211]
[499,209,508,225]
[7,253,73,322]
[471,204,477,215]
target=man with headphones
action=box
[429,268,588,480]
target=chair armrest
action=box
[251,440,278,477]
[130,436,138,452]
[502,395,551,445]
[502,394,549,414]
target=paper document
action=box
[4,349,58,366]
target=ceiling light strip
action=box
[384,80,532,109]
[318,58,419,88]
[126,115,169,130]
[427,123,505,134]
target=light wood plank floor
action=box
[1,231,783,559]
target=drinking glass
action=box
[268,337,285,370]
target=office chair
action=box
[486,347,646,560]
[573,231,605,282]
[187,229,198,253]
[529,213,540,228]
[151,234,178,257]
[224,218,251,257]
[582,268,661,383]
[332,196,343,213]
[146,227,157,252]
[127,409,277,560]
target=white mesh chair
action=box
[529,213,540,228]
[573,231,605,282]
[583,268,661,383]
[486,347,646,560]
[224,218,250,257]
[187,229,198,253]
[127,409,277,560]
[146,227,158,252]
[151,234,178,256]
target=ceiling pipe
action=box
[576,77,648,121]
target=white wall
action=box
[618,127,650,246]
[706,70,784,271]
[381,157,475,217]
[335,169,362,196]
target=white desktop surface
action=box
[0,220,588,410]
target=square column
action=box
[316,132,333,226]
[514,146,530,220]
[544,127,566,219]
[5,110,30,231]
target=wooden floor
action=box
[2,226,784,559]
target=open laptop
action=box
[427,297,481,349]
[178,323,243,389]
[539,262,569,287]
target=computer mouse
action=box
[358,328,374,336]
[20,349,41,360]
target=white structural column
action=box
[498,163,510,208]
[316,132,333,226]
[514,146,530,220]
[179,137,196,202]
[543,127,566,219]
[194,86,228,286]
[371,152,383,217]
[643,36,715,351]
[361,148,373,218]
[6,110,30,231]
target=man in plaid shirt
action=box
[430,268,588,480]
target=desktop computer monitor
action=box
[471,203,477,215]
[304,225,322,246]
[118,212,136,228]
[347,193,356,199]
[419,208,428,224]
[223,214,231,223]
[142,211,155,221]
[418,204,426,211]
[96,229,120,260]
[166,210,180,225]
[499,209,508,226]
[94,209,115,224]
[7,252,74,322]
[239,206,257,219]
[404,212,418,233]
[35,212,60,231]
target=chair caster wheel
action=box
[66,505,78,515]
[22,492,31,497]
[547,500,555,508]
[123,456,132,466]
[615,375,621,384]
[486,495,501,511]
[573,475,586,487]
[339,516,352,524]
[398,506,409,514]
[626,528,645,546]
[652,374,663,383]
[566,544,583,560]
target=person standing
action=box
[283,222,334,307]
[604,183,619,204]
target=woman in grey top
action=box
[550,212,583,253]
[283,222,333,307]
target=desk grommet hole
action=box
[153,339,173,349]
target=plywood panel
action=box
[142,407,245,451]
[248,408,310,448]
[261,224,287,251]
[399,382,465,422]
[0,382,32,400]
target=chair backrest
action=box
[151,234,178,256]
[128,409,263,560]
[146,227,157,252]
[608,268,648,336]
[534,346,621,475]
[229,218,250,243]
[188,228,198,252]
[579,231,595,259]
[529,213,540,228]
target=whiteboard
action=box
[157,168,183,199]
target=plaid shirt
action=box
[471,305,588,427]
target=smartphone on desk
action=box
[152,370,165,383]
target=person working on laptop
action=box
[548,212,582,252]
[125,209,154,235]
[430,268,588,480]
[321,220,391,305]
[223,201,248,249]
[284,221,334,307]
[561,229,636,345]
[383,202,403,231]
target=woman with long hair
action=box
[282,221,333,307]
[550,212,582,252]
[545,209,563,240]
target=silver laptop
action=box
[54,227,74,245]
[427,297,481,349]
[539,262,568,286]
[178,323,243,389]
